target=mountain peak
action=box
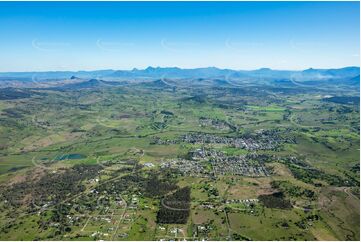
[257,68,272,71]
[145,66,156,71]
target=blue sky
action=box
[0,1,359,71]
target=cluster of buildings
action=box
[150,136,179,145]
[191,148,270,177]
[225,198,259,204]
[128,194,139,210]
[150,127,291,151]
[181,133,278,150]
[190,148,224,160]
[160,159,208,177]
[193,223,214,238]
[143,162,155,168]
[199,118,232,130]
[161,148,270,177]
[211,155,270,177]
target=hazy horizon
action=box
[0,65,360,74]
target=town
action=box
[150,130,293,151]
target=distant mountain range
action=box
[0,66,359,82]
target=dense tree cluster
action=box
[322,96,359,105]
[258,192,292,209]
[288,165,356,187]
[0,164,102,207]
[144,175,178,198]
[156,187,191,224]
[97,174,146,194]
[0,87,33,100]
